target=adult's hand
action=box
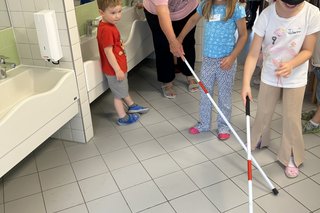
[169,38,185,58]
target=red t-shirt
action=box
[96,21,127,76]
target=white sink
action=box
[0,65,79,177]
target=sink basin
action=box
[0,66,71,119]
[0,65,79,177]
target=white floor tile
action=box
[102,148,139,171]
[172,93,197,105]
[72,156,109,180]
[202,180,248,212]
[43,183,84,213]
[112,163,151,190]
[156,132,192,152]
[261,162,307,188]
[304,134,320,150]
[308,145,320,157]
[157,105,188,120]
[184,161,227,188]
[212,153,247,178]
[4,193,46,213]
[142,154,181,179]
[170,190,219,213]
[300,151,320,176]
[311,173,320,184]
[65,142,100,162]
[154,171,198,200]
[224,202,265,213]
[56,204,88,213]
[181,129,217,144]
[238,148,277,167]
[35,149,70,171]
[4,173,41,202]
[231,169,278,199]
[284,179,320,211]
[0,205,3,213]
[121,128,154,146]
[145,121,178,138]
[255,189,309,213]
[179,101,200,114]
[196,139,234,160]
[0,183,3,204]
[78,173,118,202]
[39,164,76,190]
[169,146,208,168]
[122,181,166,213]
[139,109,166,126]
[131,139,166,161]
[139,202,175,213]
[86,192,131,213]
[37,138,65,154]
[168,114,198,131]
[148,98,177,110]
[94,133,128,154]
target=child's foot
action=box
[302,120,320,134]
[189,127,200,135]
[218,133,230,141]
[285,156,299,178]
[128,104,149,114]
[117,113,140,126]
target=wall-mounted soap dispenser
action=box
[34,10,63,64]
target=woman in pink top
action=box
[143,0,199,98]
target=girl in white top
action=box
[241,0,320,178]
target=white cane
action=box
[183,57,279,196]
[246,96,253,213]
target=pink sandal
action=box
[285,166,299,178]
[189,127,200,135]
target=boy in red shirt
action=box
[97,0,149,125]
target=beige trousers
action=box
[251,82,306,167]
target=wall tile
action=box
[71,43,82,61]
[30,44,42,59]
[23,12,36,28]
[17,43,32,58]
[59,29,70,46]
[20,58,34,65]
[26,29,38,44]
[72,129,86,143]
[77,72,86,90]
[7,0,22,12]
[34,0,49,11]
[14,28,29,43]
[56,12,68,30]
[21,0,36,12]
[61,46,73,62]
[66,10,77,28]
[85,126,94,142]
[64,0,75,12]
[33,59,47,67]
[70,116,84,130]
[69,27,80,45]
[74,58,84,76]
[0,12,10,28]
[48,0,64,12]
[59,61,73,69]
[10,12,26,28]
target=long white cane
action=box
[246,96,253,213]
[183,58,278,195]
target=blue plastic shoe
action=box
[117,113,140,126]
[128,104,149,114]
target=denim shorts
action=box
[314,66,320,104]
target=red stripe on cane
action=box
[198,82,208,94]
[248,160,252,180]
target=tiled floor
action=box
[1,51,320,212]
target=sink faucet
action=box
[0,67,6,79]
[86,19,99,37]
[0,57,16,79]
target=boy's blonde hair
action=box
[201,0,238,21]
[97,0,122,11]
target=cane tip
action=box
[272,188,279,195]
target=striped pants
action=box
[195,57,236,134]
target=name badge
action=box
[209,14,221,22]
